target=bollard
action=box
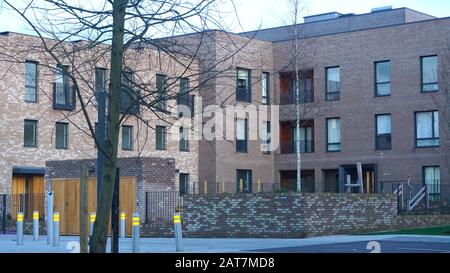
[90,212,96,236]
[240,179,244,193]
[174,213,184,251]
[33,211,39,241]
[16,212,24,246]
[203,181,208,194]
[120,212,126,239]
[132,213,140,253]
[47,192,54,245]
[53,212,60,247]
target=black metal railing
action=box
[144,191,183,224]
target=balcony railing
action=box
[280,140,314,154]
[280,90,314,105]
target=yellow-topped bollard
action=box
[53,212,60,247]
[16,212,24,246]
[132,212,140,253]
[33,211,39,241]
[174,213,183,251]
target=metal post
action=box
[47,192,54,245]
[204,181,207,195]
[16,212,23,246]
[2,194,6,234]
[240,179,244,193]
[132,212,140,253]
[52,212,60,247]
[111,168,120,253]
[90,212,96,236]
[97,89,106,199]
[174,213,184,251]
[120,212,126,239]
[33,211,39,241]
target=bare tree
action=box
[1,0,247,252]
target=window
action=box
[53,64,75,110]
[95,67,107,97]
[236,169,252,193]
[55,122,68,149]
[24,120,37,147]
[120,70,139,114]
[156,74,167,111]
[179,173,189,196]
[415,111,439,147]
[122,125,133,150]
[156,126,166,150]
[423,166,440,201]
[179,127,189,152]
[261,72,269,105]
[375,61,391,96]
[326,67,340,101]
[291,71,314,103]
[421,56,438,92]
[177,78,194,117]
[236,68,251,102]
[261,121,271,153]
[236,118,248,153]
[293,126,314,153]
[326,118,341,152]
[376,114,392,150]
[25,61,38,102]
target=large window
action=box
[179,173,189,196]
[122,125,133,150]
[156,125,166,150]
[261,121,271,154]
[423,166,440,201]
[326,67,340,101]
[179,127,189,152]
[292,126,314,153]
[120,70,139,114]
[326,118,341,152]
[376,114,392,150]
[415,111,439,147]
[421,55,438,92]
[375,61,391,96]
[25,61,38,102]
[24,119,37,147]
[236,118,248,153]
[53,64,75,110]
[261,72,269,105]
[236,68,251,102]
[236,169,252,193]
[55,122,68,149]
[177,78,194,117]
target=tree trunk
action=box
[89,0,127,253]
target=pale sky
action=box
[0,0,449,34]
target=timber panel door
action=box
[51,177,136,235]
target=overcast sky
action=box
[0,0,449,34]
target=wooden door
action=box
[51,177,136,235]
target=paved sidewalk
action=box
[0,234,449,253]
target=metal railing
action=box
[144,191,183,224]
[181,181,283,195]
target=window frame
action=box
[120,70,140,115]
[155,125,167,150]
[24,60,38,103]
[24,119,38,148]
[374,60,391,97]
[179,173,189,196]
[121,125,133,151]
[325,66,340,101]
[420,55,438,93]
[326,117,341,152]
[53,64,75,111]
[261,121,271,154]
[156,74,167,111]
[55,122,69,149]
[179,126,190,152]
[422,165,441,201]
[415,110,439,148]
[261,72,270,105]
[236,169,252,193]
[375,114,392,150]
[236,68,252,102]
[236,118,248,153]
[292,126,314,154]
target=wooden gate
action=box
[51,177,136,236]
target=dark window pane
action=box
[236,118,248,152]
[421,56,438,92]
[236,169,252,193]
[24,120,37,147]
[156,126,166,150]
[55,123,68,149]
[236,68,251,102]
[25,62,37,102]
[179,173,189,195]
[179,127,189,151]
[122,126,133,150]
[326,67,340,101]
[156,74,167,110]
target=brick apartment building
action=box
[0,6,449,214]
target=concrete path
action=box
[0,234,449,253]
